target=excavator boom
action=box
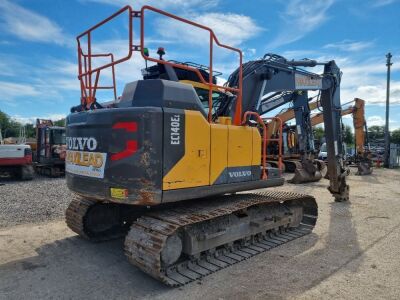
[225,55,348,191]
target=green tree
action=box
[313,126,325,142]
[368,125,385,141]
[0,111,11,137]
[25,124,36,138]
[343,124,354,145]
[53,118,66,127]
[392,128,400,144]
[0,111,21,138]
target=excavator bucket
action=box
[288,160,323,184]
[356,161,373,175]
[316,159,327,178]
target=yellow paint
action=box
[163,110,210,190]
[179,80,222,92]
[251,128,261,167]
[227,126,253,167]
[210,124,228,184]
[217,116,232,125]
[163,109,263,189]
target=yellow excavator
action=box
[65,5,349,286]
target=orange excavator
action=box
[311,98,372,175]
[263,99,327,182]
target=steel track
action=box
[124,191,317,286]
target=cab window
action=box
[194,87,224,115]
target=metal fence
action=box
[389,143,400,168]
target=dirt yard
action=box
[1,168,400,299]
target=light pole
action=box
[384,53,392,168]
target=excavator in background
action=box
[0,126,34,180]
[65,5,349,286]
[34,119,66,176]
[261,98,327,182]
[224,54,335,184]
[312,98,373,175]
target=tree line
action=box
[313,125,400,145]
[2,109,400,145]
[0,110,65,139]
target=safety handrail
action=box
[242,113,284,179]
[76,5,243,124]
[140,6,243,124]
[242,111,269,179]
[77,6,133,104]
[80,53,117,100]
[263,117,283,175]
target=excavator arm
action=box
[226,55,350,201]
[319,61,349,201]
[353,98,368,155]
[352,98,373,175]
[311,104,353,126]
[311,98,372,176]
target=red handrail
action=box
[242,113,284,179]
[140,6,243,124]
[263,117,283,175]
[242,111,268,179]
[81,53,117,100]
[77,6,133,106]
[75,5,243,121]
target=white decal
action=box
[229,170,252,178]
[170,115,180,145]
[296,125,302,135]
[334,141,338,156]
[66,137,98,151]
[65,150,106,178]
[295,73,322,90]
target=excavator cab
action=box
[35,119,66,176]
[141,54,229,120]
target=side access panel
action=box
[251,127,262,180]
[227,126,253,183]
[210,123,228,185]
[163,110,210,190]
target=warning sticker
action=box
[110,188,128,199]
[65,150,107,178]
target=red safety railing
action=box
[242,112,268,179]
[77,6,133,107]
[76,5,243,124]
[263,117,283,175]
[242,113,284,179]
[80,52,117,100]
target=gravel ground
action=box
[1,169,400,299]
[0,175,73,228]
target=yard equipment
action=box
[263,98,327,182]
[34,119,66,176]
[0,127,34,180]
[312,98,373,175]
[65,5,349,286]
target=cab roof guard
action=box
[76,5,243,124]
